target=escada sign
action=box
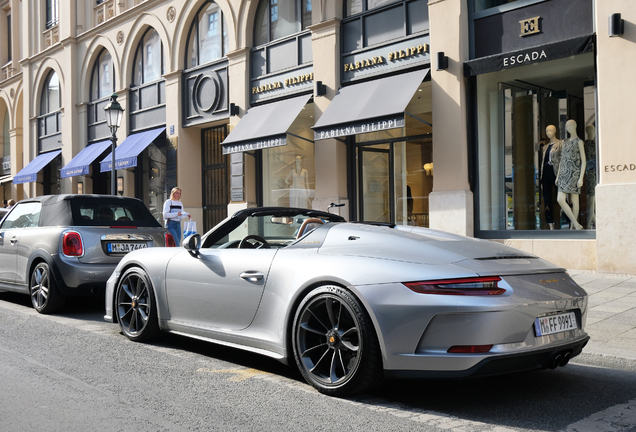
[503,49,547,67]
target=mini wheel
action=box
[30,262,65,314]
[115,267,161,342]
[292,285,383,396]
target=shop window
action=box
[132,28,164,86]
[46,0,59,28]
[352,81,433,226]
[342,0,428,53]
[185,1,229,69]
[254,0,311,46]
[475,53,597,233]
[38,70,63,153]
[90,49,114,101]
[7,13,11,63]
[261,103,315,208]
[135,139,177,222]
[41,71,60,114]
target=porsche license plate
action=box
[534,312,577,336]
[107,243,148,253]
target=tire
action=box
[292,285,383,396]
[115,267,161,342]
[30,262,65,314]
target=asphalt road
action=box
[2,292,636,432]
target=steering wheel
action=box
[238,234,271,249]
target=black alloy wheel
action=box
[30,262,65,314]
[292,285,383,396]
[116,267,161,342]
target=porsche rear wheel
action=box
[292,286,383,396]
[30,262,65,314]
[116,267,161,342]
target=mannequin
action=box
[285,156,309,208]
[556,119,586,230]
[539,125,562,230]
[584,125,596,229]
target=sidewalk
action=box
[568,269,636,361]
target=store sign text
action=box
[316,118,404,140]
[223,137,286,154]
[503,50,547,67]
[344,44,428,73]
[252,73,314,94]
[605,164,636,172]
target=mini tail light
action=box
[62,231,84,257]
[448,345,493,353]
[404,276,505,296]
[165,232,176,247]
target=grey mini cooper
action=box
[0,194,175,313]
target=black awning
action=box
[464,35,595,77]
[312,69,429,141]
[221,94,312,154]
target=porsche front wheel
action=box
[292,286,383,396]
[115,267,161,342]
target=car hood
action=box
[318,223,560,275]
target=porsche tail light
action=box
[62,231,84,257]
[448,345,493,353]
[404,277,505,296]
[165,232,176,247]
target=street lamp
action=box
[104,93,124,196]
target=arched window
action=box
[254,0,312,46]
[186,1,229,69]
[90,49,115,101]
[41,71,60,115]
[132,28,164,86]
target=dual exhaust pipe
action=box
[550,350,572,369]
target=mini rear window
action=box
[70,198,161,227]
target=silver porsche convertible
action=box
[105,207,589,396]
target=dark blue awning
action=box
[60,140,111,178]
[13,150,62,184]
[100,127,166,172]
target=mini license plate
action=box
[107,243,148,253]
[534,312,577,336]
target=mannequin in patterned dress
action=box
[556,119,586,230]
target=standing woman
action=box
[163,187,191,245]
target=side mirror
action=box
[183,233,201,256]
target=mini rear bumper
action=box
[51,255,116,296]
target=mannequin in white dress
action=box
[286,156,310,208]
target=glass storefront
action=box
[352,80,432,226]
[134,139,177,222]
[261,102,315,208]
[476,53,596,232]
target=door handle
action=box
[240,271,264,282]
[10,236,18,245]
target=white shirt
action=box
[163,199,189,221]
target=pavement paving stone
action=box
[568,270,636,361]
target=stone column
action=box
[427,0,473,236]
[594,0,636,274]
[309,19,348,218]
[226,47,253,213]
